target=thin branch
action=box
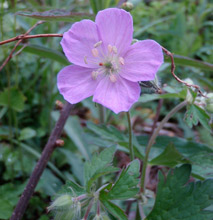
[162,46,206,97]
[10,102,73,220]
[0,21,45,72]
[0,33,63,46]
[126,111,134,161]
[140,101,188,192]
[150,99,163,135]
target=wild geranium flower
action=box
[57,8,163,113]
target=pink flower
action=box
[57,8,164,114]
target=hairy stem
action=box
[83,199,94,220]
[10,102,73,220]
[126,111,134,161]
[140,101,187,192]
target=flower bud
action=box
[206,93,213,113]
[47,194,73,211]
[121,2,134,11]
[186,89,193,104]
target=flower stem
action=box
[140,100,187,192]
[83,199,94,220]
[98,104,105,124]
[126,111,134,161]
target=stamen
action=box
[94,41,102,48]
[92,48,99,57]
[91,71,97,80]
[112,46,117,54]
[84,56,88,64]
[108,44,113,53]
[109,74,117,83]
[119,57,125,65]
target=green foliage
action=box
[100,160,140,200]
[0,87,26,112]
[100,200,128,220]
[146,164,213,220]
[0,183,26,219]
[90,0,112,14]
[137,135,213,179]
[1,0,213,218]
[185,104,211,130]
[149,144,190,167]
[84,146,118,192]
[16,44,69,65]
[19,127,36,141]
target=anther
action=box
[91,71,97,80]
[119,57,125,65]
[109,74,117,83]
[92,48,99,57]
[99,62,103,66]
[94,41,102,48]
[84,56,88,64]
[112,46,117,54]
[108,44,113,53]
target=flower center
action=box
[84,41,125,83]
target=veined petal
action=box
[121,40,164,82]
[93,76,140,114]
[57,65,99,104]
[61,20,100,68]
[96,8,133,56]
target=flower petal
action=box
[93,76,140,114]
[121,40,164,82]
[96,8,133,56]
[61,20,100,68]
[57,65,99,104]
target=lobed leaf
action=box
[100,160,140,200]
[84,146,117,192]
[185,104,211,130]
[146,164,213,220]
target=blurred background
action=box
[0,0,212,219]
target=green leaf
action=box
[87,121,126,142]
[185,104,210,130]
[17,10,95,22]
[57,180,85,197]
[146,164,213,220]
[134,15,175,37]
[19,127,36,141]
[149,144,190,167]
[17,44,69,65]
[0,87,26,112]
[90,0,111,14]
[172,54,213,71]
[137,135,213,179]
[100,160,140,200]
[0,183,26,206]
[139,87,187,103]
[36,169,63,196]
[101,200,128,220]
[86,122,144,159]
[84,146,118,192]
[0,199,13,219]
